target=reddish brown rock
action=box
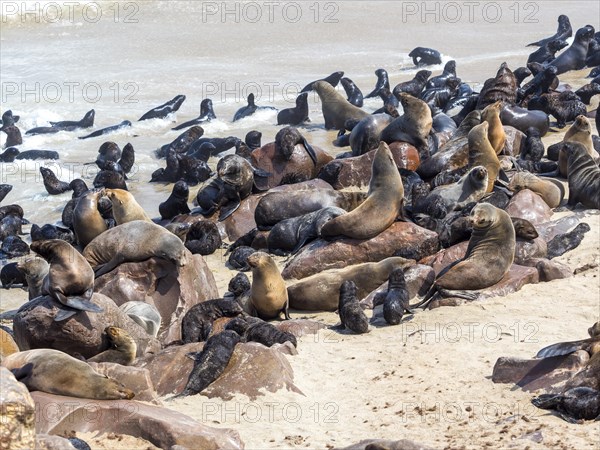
[506,189,553,225]
[492,351,590,393]
[12,294,160,359]
[420,242,468,275]
[535,258,573,281]
[501,126,526,156]
[514,237,548,264]
[536,212,590,241]
[202,342,302,401]
[318,143,420,189]
[251,141,333,190]
[275,319,328,338]
[88,362,161,405]
[282,222,438,280]
[94,252,218,345]
[31,392,243,450]
[0,367,35,450]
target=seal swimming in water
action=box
[248,252,290,320]
[277,92,310,125]
[337,280,369,334]
[39,167,71,195]
[138,95,186,121]
[548,25,595,75]
[409,47,442,66]
[321,142,404,240]
[30,239,102,321]
[232,93,276,122]
[340,77,364,107]
[88,326,137,366]
[172,99,216,130]
[79,120,131,140]
[313,80,368,130]
[26,110,95,135]
[2,348,134,399]
[300,71,344,93]
[364,68,390,99]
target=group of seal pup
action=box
[0,16,599,438]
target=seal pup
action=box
[300,71,344,93]
[119,302,162,338]
[520,127,545,162]
[138,94,186,121]
[39,167,71,195]
[104,189,151,225]
[72,189,108,248]
[179,330,241,396]
[225,316,297,347]
[393,70,432,98]
[159,181,191,220]
[248,252,290,320]
[232,93,276,122]
[426,60,457,89]
[365,68,390,99]
[409,47,442,66]
[172,99,216,130]
[79,120,131,140]
[321,142,404,240]
[529,91,587,129]
[30,239,102,321]
[528,14,572,47]
[548,25,595,75]
[277,92,310,125]
[527,39,569,64]
[0,262,25,288]
[380,269,415,325]
[337,280,369,334]
[182,298,244,343]
[187,136,240,160]
[26,110,95,135]
[532,388,600,423]
[313,80,368,129]
[16,258,49,300]
[184,220,222,255]
[2,349,134,400]
[414,203,515,308]
[83,220,187,277]
[547,223,591,259]
[88,326,137,366]
[340,77,364,107]
[558,115,595,177]
[575,82,600,105]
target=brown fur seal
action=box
[424,165,489,216]
[558,115,596,177]
[248,252,290,320]
[104,188,151,224]
[565,142,600,209]
[468,122,500,193]
[537,322,600,359]
[321,142,404,240]
[2,348,134,399]
[509,171,565,208]
[83,220,187,277]
[381,93,433,156]
[415,203,515,307]
[72,189,108,247]
[481,101,506,154]
[16,257,49,300]
[88,326,137,366]
[0,329,19,360]
[30,240,102,321]
[313,80,368,129]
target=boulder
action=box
[335,439,434,450]
[501,125,526,157]
[0,367,36,450]
[0,328,19,361]
[275,319,328,338]
[514,237,547,264]
[88,362,161,405]
[282,222,438,280]
[13,294,160,359]
[535,258,573,281]
[94,252,218,345]
[506,189,553,225]
[35,435,77,450]
[420,242,468,275]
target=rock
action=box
[251,141,333,190]
[93,252,218,344]
[0,367,35,450]
[202,342,303,401]
[514,237,547,264]
[506,189,553,225]
[335,439,434,450]
[537,213,590,241]
[535,258,573,281]
[287,257,415,311]
[275,319,328,338]
[282,222,438,280]
[88,362,161,405]
[420,242,468,275]
[501,126,526,156]
[318,143,420,189]
[35,435,77,450]
[13,293,160,359]
[360,264,435,308]
[0,328,19,361]
[30,392,243,450]
[492,351,590,393]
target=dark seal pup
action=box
[39,167,71,195]
[181,298,244,343]
[380,268,415,325]
[527,14,572,47]
[172,99,216,130]
[226,316,298,347]
[79,120,131,140]
[277,92,310,125]
[532,387,600,423]
[337,280,369,334]
[340,77,364,107]
[365,68,390,99]
[138,94,186,121]
[300,71,344,93]
[159,181,191,220]
[409,47,442,66]
[565,142,600,209]
[232,93,276,122]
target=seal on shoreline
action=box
[393,70,431,98]
[88,326,137,366]
[337,280,369,334]
[300,71,344,93]
[528,14,572,47]
[313,80,369,129]
[481,101,506,154]
[40,167,71,195]
[365,68,390,99]
[547,25,595,75]
[532,387,600,423]
[182,298,244,343]
[340,77,364,107]
[248,252,290,320]
[565,142,600,209]
[509,171,564,208]
[277,92,310,125]
[409,47,442,66]
[159,181,191,220]
[72,189,108,248]
[104,189,151,225]
[380,93,432,155]
[468,122,500,193]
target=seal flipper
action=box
[93,256,123,278]
[536,340,588,358]
[55,292,104,313]
[219,196,242,221]
[54,307,78,322]
[301,137,318,166]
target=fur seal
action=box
[426,61,457,89]
[88,326,137,366]
[365,69,390,99]
[30,239,102,321]
[548,25,595,75]
[232,93,276,122]
[565,142,600,209]
[547,223,591,259]
[79,120,131,140]
[337,280,369,334]
[0,148,58,162]
[393,70,431,98]
[321,142,404,240]
[415,203,515,307]
[139,94,185,121]
[511,217,539,241]
[119,301,162,338]
[341,77,364,107]
[16,257,49,300]
[0,262,26,288]
[83,220,187,277]
[477,62,517,109]
[227,272,253,315]
[0,110,19,128]
[184,220,222,255]
[93,161,128,190]
[267,206,346,255]
[380,93,432,155]
[225,316,297,347]
[378,268,415,325]
[527,39,568,64]
[277,92,309,125]
[0,184,12,203]
[104,189,151,224]
[39,167,71,195]
[227,246,257,272]
[313,80,368,129]
[500,104,549,136]
[0,236,29,259]
[26,110,95,135]
[300,71,344,93]
[157,126,204,158]
[172,99,216,130]
[72,189,108,247]
[509,172,564,208]
[180,330,240,396]
[532,387,599,423]
[248,252,290,320]
[529,91,586,129]
[558,115,595,177]
[159,181,191,220]
[1,125,22,147]
[481,101,506,154]
[528,14,572,47]
[520,127,545,162]
[349,114,394,156]
[468,122,500,193]
[2,348,134,399]
[409,47,442,66]
[575,82,600,105]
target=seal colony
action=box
[1,11,600,450]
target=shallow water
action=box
[0,1,598,223]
